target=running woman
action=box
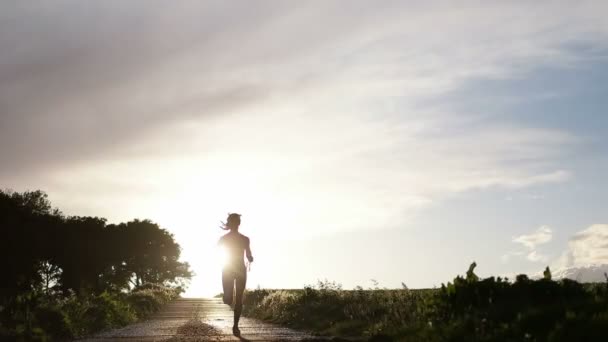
[218,213,253,336]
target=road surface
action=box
[80,297,326,341]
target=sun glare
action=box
[180,240,227,297]
[217,245,228,267]
[151,166,297,297]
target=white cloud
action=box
[504,226,553,263]
[557,224,608,268]
[501,250,548,264]
[513,226,553,250]
[526,250,549,263]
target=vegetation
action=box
[0,190,191,341]
[5,189,608,341]
[243,264,608,341]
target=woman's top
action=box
[218,231,253,273]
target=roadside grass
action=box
[242,265,608,341]
[2,283,181,341]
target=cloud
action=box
[558,224,608,267]
[513,226,553,250]
[504,226,552,263]
[2,1,605,175]
[1,1,605,237]
[526,250,549,263]
[502,250,548,263]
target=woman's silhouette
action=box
[218,213,253,336]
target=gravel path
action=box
[80,298,322,341]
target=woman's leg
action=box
[233,271,247,329]
[222,270,234,305]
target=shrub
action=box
[62,291,137,337]
[243,264,608,341]
[5,284,180,340]
[128,283,180,318]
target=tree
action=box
[56,216,109,294]
[0,190,192,301]
[0,190,57,300]
[38,261,62,295]
[0,190,193,339]
[117,220,192,287]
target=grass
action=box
[241,265,608,341]
[1,283,181,341]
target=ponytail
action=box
[220,213,241,230]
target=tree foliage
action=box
[0,189,192,340]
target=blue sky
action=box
[1,1,607,296]
[428,58,608,279]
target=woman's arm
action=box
[245,237,254,263]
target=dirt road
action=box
[81,297,321,341]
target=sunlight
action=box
[146,157,326,297]
[217,245,228,268]
[181,240,227,297]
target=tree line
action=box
[0,189,191,315]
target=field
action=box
[242,265,608,341]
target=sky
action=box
[1,1,607,297]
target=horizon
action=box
[2,1,608,297]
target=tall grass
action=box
[243,280,436,337]
[242,266,608,341]
[1,283,181,341]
